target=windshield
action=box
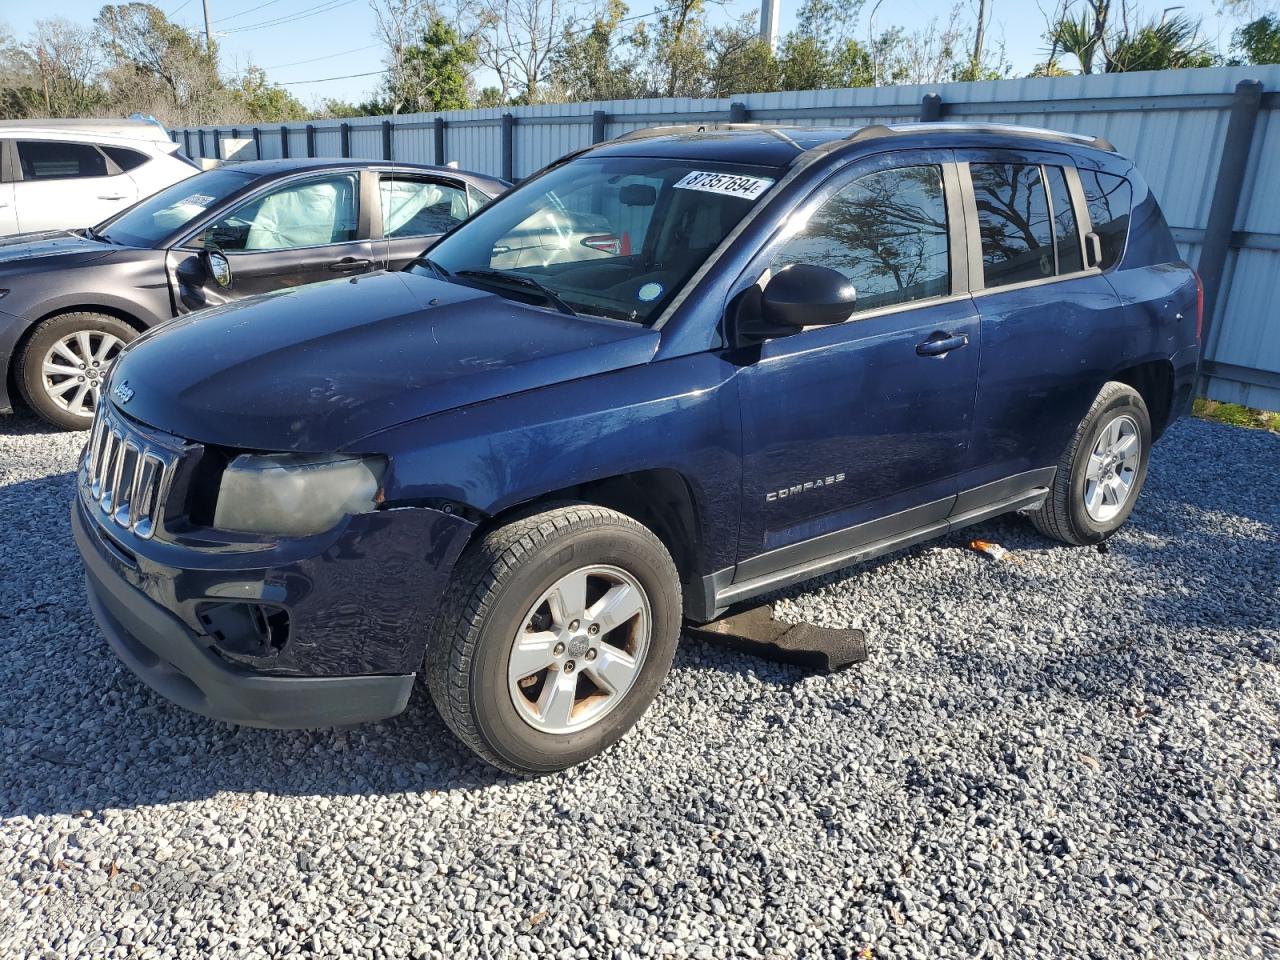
[413,157,780,325]
[99,168,256,247]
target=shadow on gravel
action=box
[0,408,71,438]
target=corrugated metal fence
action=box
[173,66,1280,411]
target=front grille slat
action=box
[81,402,179,541]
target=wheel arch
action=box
[1112,359,1175,440]
[470,468,706,608]
[6,305,148,411]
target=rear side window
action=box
[1044,166,1083,274]
[100,145,150,172]
[1078,170,1132,270]
[970,162,1054,288]
[380,176,469,239]
[770,164,951,313]
[17,141,108,180]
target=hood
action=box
[110,271,659,451]
[0,230,122,269]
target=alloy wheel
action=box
[1083,414,1141,523]
[41,330,125,418]
[507,564,652,735]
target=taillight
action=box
[1193,270,1204,342]
[581,234,622,255]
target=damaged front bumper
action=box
[72,492,475,729]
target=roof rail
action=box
[901,121,1116,153]
[610,122,768,143]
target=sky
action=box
[2,0,1239,110]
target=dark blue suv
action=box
[71,123,1201,774]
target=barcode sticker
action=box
[673,171,774,200]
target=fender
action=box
[356,351,746,579]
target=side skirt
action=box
[689,472,1053,621]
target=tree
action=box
[95,3,222,124]
[0,26,43,118]
[706,16,778,96]
[1233,15,1280,63]
[1106,13,1214,71]
[377,16,476,113]
[1042,0,1215,75]
[468,0,584,103]
[228,66,309,121]
[547,0,643,101]
[29,18,105,117]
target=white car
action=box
[0,119,198,236]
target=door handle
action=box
[97,193,128,201]
[328,257,373,272]
[916,333,969,357]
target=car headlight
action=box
[213,453,386,536]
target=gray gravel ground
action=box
[1,410,1278,960]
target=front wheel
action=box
[1029,381,1152,546]
[424,504,681,775]
[16,312,137,430]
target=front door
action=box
[732,152,980,583]
[170,170,375,311]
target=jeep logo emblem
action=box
[112,380,134,405]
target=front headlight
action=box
[213,453,386,537]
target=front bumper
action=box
[74,500,415,727]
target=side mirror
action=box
[762,263,856,329]
[202,249,233,289]
[1084,231,1103,268]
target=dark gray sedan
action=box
[0,158,508,429]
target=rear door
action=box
[375,171,475,270]
[955,149,1126,498]
[170,169,375,311]
[12,139,138,231]
[731,151,981,581]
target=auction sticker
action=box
[673,171,774,200]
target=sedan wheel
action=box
[16,311,138,430]
[41,330,126,419]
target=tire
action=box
[16,312,137,430]
[425,503,682,776]
[1029,381,1152,546]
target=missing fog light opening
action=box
[197,601,290,658]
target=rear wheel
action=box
[425,504,681,775]
[1029,381,1152,545]
[16,312,136,430]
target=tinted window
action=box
[1079,170,1132,270]
[99,168,255,247]
[17,141,107,180]
[771,165,951,312]
[971,163,1055,288]
[380,176,468,239]
[201,174,359,252]
[1044,166,1083,274]
[101,145,150,172]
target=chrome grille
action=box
[82,402,179,539]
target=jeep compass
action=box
[72,123,1201,774]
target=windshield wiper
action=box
[406,256,452,281]
[84,227,114,245]
[455,268,578,317]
